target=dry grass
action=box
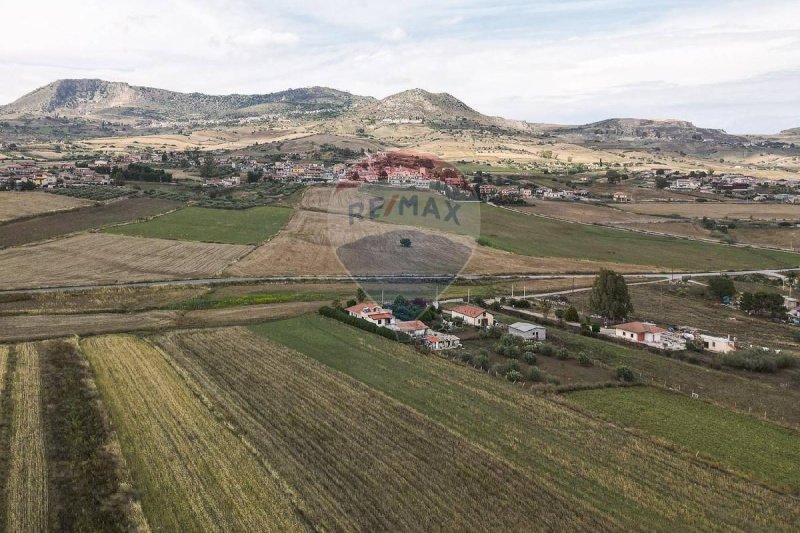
[81,128,311,152]
[0,233,252,290]
[517,201,662,224]
[0,191,91,223]
[154,327,603,530]
[616,202,800,220]
[81,335,305,531]
[6,343,48,532]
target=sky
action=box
[1,0,799,133]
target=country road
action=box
[0,268,793,295]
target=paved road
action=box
[0,268,793,295]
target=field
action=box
[517,200,661,224]
[81,335,304,531]
[154,327,590,530]
[566,387,800,493]
[480,205,800,270]
[0,233,251,290]
[0,197,182,248]
[0,191,91,223]
[616,202,800,220]
[255,314,800,530]
[105,205,293,245]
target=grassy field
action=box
[567,387,800,493]
[616,202,800,220]
[0,197,181,248]
[105,205,293,244]
[0,233,251,290]
[6,343,48,532]
[81,335,304,531]
[154,327,590,530]
[255,315,800,530]
[0,191,91,223]
[480,205,800,270]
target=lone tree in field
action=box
[400,238,412,248]
[356,288,367,303]
[589,269,633,321]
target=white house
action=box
[508,322,546,340]
[615,322,664,344]
[700,334,736,353]
[423,333,462,350]
[451,305,494,327]
[344,302,396,327]
[393,320,429,338]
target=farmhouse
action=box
[508,322,546,340]
[700,334,736,353]
[345,302,396,327]
[423,333,462,350]
[393,320,430,338]
[615,321,665,344]
[451,305,494,327]
[613,192,630,202]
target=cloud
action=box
[382,27,407,42]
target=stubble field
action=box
[0,191,91,223]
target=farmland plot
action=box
[258,315,800,531]
[6,343,48,532]
[0,191,91,223]
[0,233,251,290]
[155,327,603,530]
[81,335,304,531]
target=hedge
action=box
[318,306,412,343]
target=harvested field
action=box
[6,343,48,532]
[155,327,599,530]
[105,206,292,245]
[619,220,713,240]
[0,197,181,248]
[517,200,662,224]
[258,315,800,530]
[567,387,800,493]
[0,301,316,342]
[730,226,800,250]
[0,233,251,290]
[81,335,304,531]
[616,202,800,220]
[0,191,91,223]
[0,285,208,315]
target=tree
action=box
[399,238,412,248]
[655,176,669,189]
[606,169,620,184]
[739,291,785,318]
[540,299,552,320]
[707,276,736,301]
[200,153,216,178]
[356,288,367,303]
[589,269,633,321]
[563,305,580,322]
[616,366,635,382]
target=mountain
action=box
[779,127,800,135]
[552,118,746,143]
[0,79,373,121]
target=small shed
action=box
[508,322,546,341]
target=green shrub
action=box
[556,347,569,360]
[318,306,411,343]
[506,345,521,359]
[471,354,490,370]
[577,353,593,366]
[547,375,561,386]
[523,351,537,365]
[538,343,555,357]
[526,366,543,382]
[505,369,523,382]
[564,306,580,322]
[616,366,635,382]
[721,348,797,373]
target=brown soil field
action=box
[517,200,662,224]
[617,202,800,220]
[229,208,656,277]
[0,285,208,315]
[0,191,92,223]
[155,327,597,530]
[0,197,182,248]
[0,233,252,290]
[0,301,318,342]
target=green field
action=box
[567,387,800,493]
[252,315,800,530]
[479,206,800,270]
[105,206,292,245]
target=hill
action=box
[0,79,373,121]
[552,118,746,143]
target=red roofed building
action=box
[394,320,430,338]
[451,305,494,328]
[614,322,665,344]
[423,333,462,350]
[345,302,396,327]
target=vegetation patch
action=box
[105,205,292,244]
[566,387,800,493]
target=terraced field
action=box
[81,335,304,531]
[155,327,595,530]
[256,315,800,530]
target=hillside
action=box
[0,79,372,121]
[552,118,746,144]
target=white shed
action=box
[508,322,546,341]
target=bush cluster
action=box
[721,348,797,373]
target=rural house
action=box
[393,320,430,338]
[700,334,736,353]
[615,322,664,344]
[423,333,462,351]
[345,302,396,327]
[508,322,546,340]
[451,305,494,327]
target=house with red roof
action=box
[423,333,462,351]
[344,302,396,327]
[394,320,430,338]
[450,305,494,328]
[614,321,665,344]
